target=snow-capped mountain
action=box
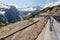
[0,2,10,14]
[20,6,41,11]
[0,1,42,24]
[21,7,37,11]
[0,2,22,24]
[0,2,10,9]
[19,6,41,17]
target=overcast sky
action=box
[0,0,60,8]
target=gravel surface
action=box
[4,17,47,40]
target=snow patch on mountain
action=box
[21,7,37,11]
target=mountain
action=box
[18,6,42,19]
[40,4,60,13]
[20,6,41,11]
[33,6,42,10]
[0,2,22,25]
[0,2,42,26]
[5,6,21,23]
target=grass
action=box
[0,23,9,28]
[28,18,34,22]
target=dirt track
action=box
[2,17,48,40]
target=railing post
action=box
[49,16,53,32]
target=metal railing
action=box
[50,16,58,40]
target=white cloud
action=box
[53,0,60,6]
[22,7,37,11]
[0,0,2,1]
[8,4,19,8]
[44,0,60,8]
[44,2,53,8]
[12,4,19,8]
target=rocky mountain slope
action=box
[19,6,41,19]
[40,4,60,13]
[0,2,41,26]
[0,3,22,26]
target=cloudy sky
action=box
[0,0,60,8]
